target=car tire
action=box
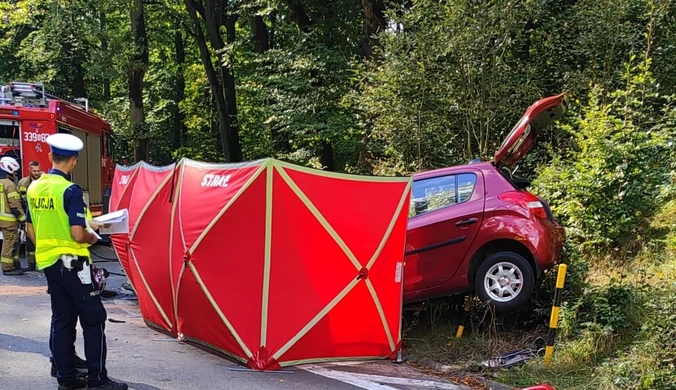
[474,251,534,312]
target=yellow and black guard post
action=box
[544,264,567,367]
[455,294,472,338]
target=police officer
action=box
[25,133,128,390]
[48,204,106,379]
[48,201,104,379]
[0,156,26,275]
[49,199,105,378]
[18,160,42,271]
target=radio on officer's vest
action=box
[60,254,92,284]
[60,254,78,270]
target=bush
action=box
[563,278,640,335]
[641,286,676,389]
[533,61,674,251]
[514,58,676,389]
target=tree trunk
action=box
[250,15,269,53]
[281,0,311,31]
[317,0,336,171]
[512,19,535,62]
[269,11,276,49]
[185,0,231,160]
[320,141,335,171]
[73,61,87,98]
[360,0,387,60]
[188,0,242,162]
[271,127,290,153]
[60,39,87,98]
[224,18,242,162]
[249,14,287,153]
[173,27,186,150]
[100,11,110,100]
[130,0,149,162]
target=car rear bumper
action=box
[533,221,565,271]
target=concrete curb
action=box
[406,357,513,390]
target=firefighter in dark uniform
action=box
[25,133,128,390]
[18,160,42,271]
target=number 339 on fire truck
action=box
[23,131,48,143]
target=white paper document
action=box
[93,209,129,235]
[87,227,103,240]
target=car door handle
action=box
[455,218,478,227]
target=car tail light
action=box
[498,190,548,219]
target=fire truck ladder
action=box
[0,81,89,112]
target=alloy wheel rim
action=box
[484,261,523,303]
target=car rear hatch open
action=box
[494,94,569,169]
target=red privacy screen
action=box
[110,158,411,370]
[108,162,141,285]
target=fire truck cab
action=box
[0,81,115,239]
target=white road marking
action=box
[305,368,399,390]
[303,366,467,390]
[310,361,367,367]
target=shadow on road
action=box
[0,332,50,357]
[111,379,166,390]
[0,335,165,390]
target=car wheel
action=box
[474,251,534,312]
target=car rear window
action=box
[410,173,477,217]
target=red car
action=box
[403,94,568,312]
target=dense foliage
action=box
[2,0,675,388]
[533,60,676,250]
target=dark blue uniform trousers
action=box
[44,259,109,387]
[48,310,80,363]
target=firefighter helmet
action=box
[0,156,20,175]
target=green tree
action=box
[533,57,675,249]
[354,0,552,174]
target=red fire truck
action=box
[0,81,115,218]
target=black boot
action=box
[25,263,36,271]
[87,379,129,390]
[58,378,87,390]
[51,356,88,378]
[2,268,24,275]
[74,354,87,369]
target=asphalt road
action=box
[0,245,468,390]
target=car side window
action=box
[409,173,477,217]
[410,175,456,217]
[458,173,477,202]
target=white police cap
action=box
[46,133,84,157]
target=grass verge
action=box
[404,201,676,390]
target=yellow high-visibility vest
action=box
[27,174,91,270]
